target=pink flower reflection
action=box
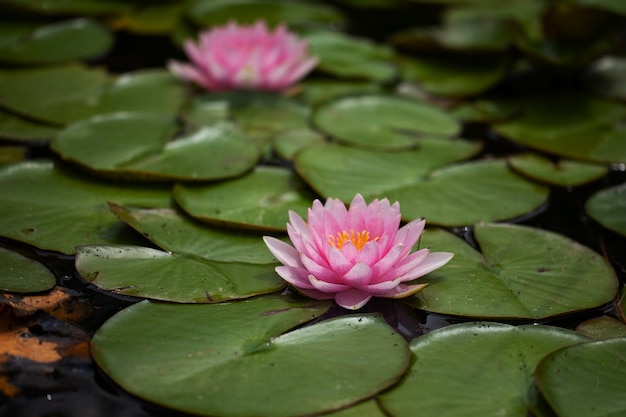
[168,20,318,92]
[264,194,453,310]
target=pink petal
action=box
[379,283,429,299]
[326,246,352,276]
[300,254,337,282]
[295,287,336,301]
[342,262,374,287]
[309,275,350,293]
[263,236,302,268]
[335,288,372,310]
[395,251,454,282]
[379,248,430,283]
[275,265,313,289]
[365,277,402,295]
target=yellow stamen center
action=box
[327,230,375,251]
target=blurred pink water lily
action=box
[167,20,318,92]
[263,194,453,310]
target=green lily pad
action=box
[406,223,619,318]
[575,0,626,15]
[306,31,397,82]
[584,56,626,101]
[106,1,188,35]
[323,400,388,417]
[379,322,587,417]
[586,183,626,236]
[273,127,326,161]
[0,0,132,15]
[294,139,481,202]
[387,160,548,225]
[299,79,383,106]
[399,53,510,97]
[184,91,310,145]
[0,18,113,64]
[576,316,626,340]
[76,244,284,303]
[391,8,513,52]
[313,94,461,150]
[109,203,279,264]
[187,0,345,31]
[493,94,626,163]
[535,338,626,417]
[173,166,317,231]
[52,114,260,181]
[0,65,185,126]
[0,109,59,142]
[92,297,410,417]
[508,153,608,186]
[0,246,56,293]
[0,161,172,254]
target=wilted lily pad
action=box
[0,65,185,125]
[0,161,172,254]
[379,322,587,417]
[187,0,345,31]
[0,246,56,293]
[406,223,619,318]
[535,338,626,417]
[92,297,410,417]
[52,113,260,181]
[76,244,284,303]
[493,94,626,163]
[313,94,461,150]
[0,18,113,64]
[295,140,481,201]
[586,183,626,236]
[576,316,626,340]
[306,31,397,82]
[174,166,317,231]
[508,153,608,186]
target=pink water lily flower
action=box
[263,194,454,310]
[167,20,318,92]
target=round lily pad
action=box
[0,161,172,254]
[586,183,626,236]
[535,338,626,417]
[306,31,397,82]
[109,203,280,265]
[187,0,345,31]
[0,109,59,142]
[173,166,318,231]
[313,94,461,150]
[0,246,56,293]
[0,65,185,126]
[399,53,510,97]
[52,113,260,181]
[299,79,383,106]
[92,297,410,417]
[0,0,132,15]
[273,127,326,161]
[507,153,608,186]
[386,160,548,225]
[584,56,626,101]
[492,94,626,163]
[106,2,188,35]
[294,140,482,202]
[184,91,310,145]
[406,223,619,319]
[0,18,113,64]
[76,245,284,303]
[379,322,587,417]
